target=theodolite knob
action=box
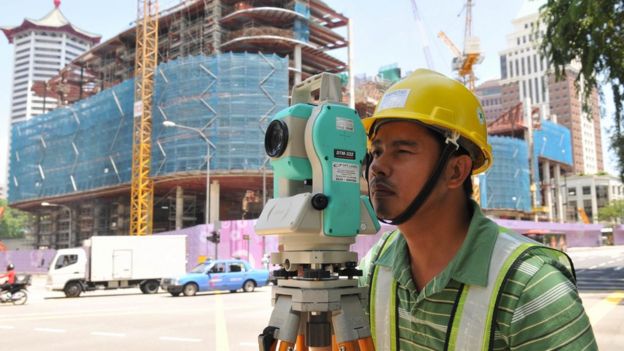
[311,193,329,210]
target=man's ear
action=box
[446,154,473,190]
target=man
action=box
[359,69,596,350]
[0,263,16,293]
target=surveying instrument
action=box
[256,73,380,351]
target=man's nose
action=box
[369,154,390,178]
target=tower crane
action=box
[437,0,483,90]
[129,0,159,235]
[409,0,435,70]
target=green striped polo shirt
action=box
[359,202,597,350]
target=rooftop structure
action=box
[31,0,348,107]
[1,0,100,122]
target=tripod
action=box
[258,251,375,351]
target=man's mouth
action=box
[371,182,395,197]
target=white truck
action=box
[47,235,186,297]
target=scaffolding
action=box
[481,136,531,212]
[9,52,288,204]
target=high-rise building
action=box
[1,0,100,123]
[497,0,603,174]
[474,79,505,123]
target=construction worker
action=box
[359,69,596,350]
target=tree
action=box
[0,199,31,238]
[540,0,624,178]
[597,199,624,224]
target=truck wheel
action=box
[64,282,82,298]
[183,283,198,296]
[140,280,160,294]
[242,280,256,293]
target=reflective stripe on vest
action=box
[370,231,401,351]
[370,230,548,350]
[447,232,535,350]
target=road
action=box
[0,286,274,351]
[0,246,622,351]
[567,245,624,350]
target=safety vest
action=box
[369,229,573,351]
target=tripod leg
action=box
[278,341,296,351]
[296,334,307,351]
[357,337,375,351]
[334,338,358,351]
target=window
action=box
[210,263,225,273]
[582,186,591,195]
[534,77,540,103]
[568,187,576,196]
[55,254,78,269]
[583,199,593,219]
[229,263,245,273]
[534,55,538,73]
[521,57,525,75]
[501,55,508,79]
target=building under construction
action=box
[8,0,350,249]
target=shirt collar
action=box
[374,200,499,289]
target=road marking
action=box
[587,292,624,325]
[215,292,229,351]
[159,336,202,343]
[91,331,126,337]
[0,326,15,330]
[34,328,66,333]
[589,265,599,269]
[615,266,624,271]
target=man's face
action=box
[368,121,441,220]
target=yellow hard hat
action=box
[362,69,492,174]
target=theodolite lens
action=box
[265,120,289,157]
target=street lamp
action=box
[41,202,73,248]
[163,120,214,226]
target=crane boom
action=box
[437,0,482,90]
[409,0,434,69]
[129,0,159,236]
[437,31,462,58]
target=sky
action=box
[0,0,619,194]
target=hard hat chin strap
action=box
[377,131,461,226]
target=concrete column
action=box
[542,160,553,221]
[591,177,598,223]
[294,45,302,85]
[175,186,184,230]
[209,180,220,223]
[554,164,564,222]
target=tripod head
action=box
[256,73,379,256]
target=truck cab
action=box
[46,248,87,295]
